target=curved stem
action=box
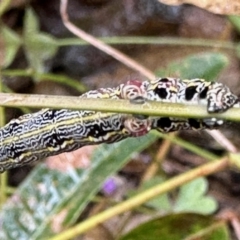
[60,0,155,81]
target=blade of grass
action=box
[155,132,218,161]
[0,70,7,205]
[0,94,239,122]
[56,36,236,50]
[0,0,11,16]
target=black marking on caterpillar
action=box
[0,78,238,173]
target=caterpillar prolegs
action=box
[0,78,238,173]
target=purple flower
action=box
[102,177,117,195]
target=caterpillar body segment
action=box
[0,78,238,172]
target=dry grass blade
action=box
[206,129,238,153]
[60,0,155,81]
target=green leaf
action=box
[119,213,230,240]
[0,26,22,68]
[156,52,229,81]
[23,8,58,73]
[128,176,171,212]
[0,134,157,239]
[23,7,39,35]
[174,177,218,214]
[228,15,240,33]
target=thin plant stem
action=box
[0,0,11,16]
[56,36,237,50]
[156,132,218,161]
[0,93,240,122]
[141,133,175,182]
[60,0,155,81]
[0,70,7,205]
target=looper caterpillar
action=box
[0,78,238,172]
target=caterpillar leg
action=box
[124,94,151,137]
[151,116,224,133]
[202,118,224,128]
[124,117,151,137]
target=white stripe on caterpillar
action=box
[0,78,238,172]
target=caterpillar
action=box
[0,78,238,173]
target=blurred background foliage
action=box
[1,1,240,239]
